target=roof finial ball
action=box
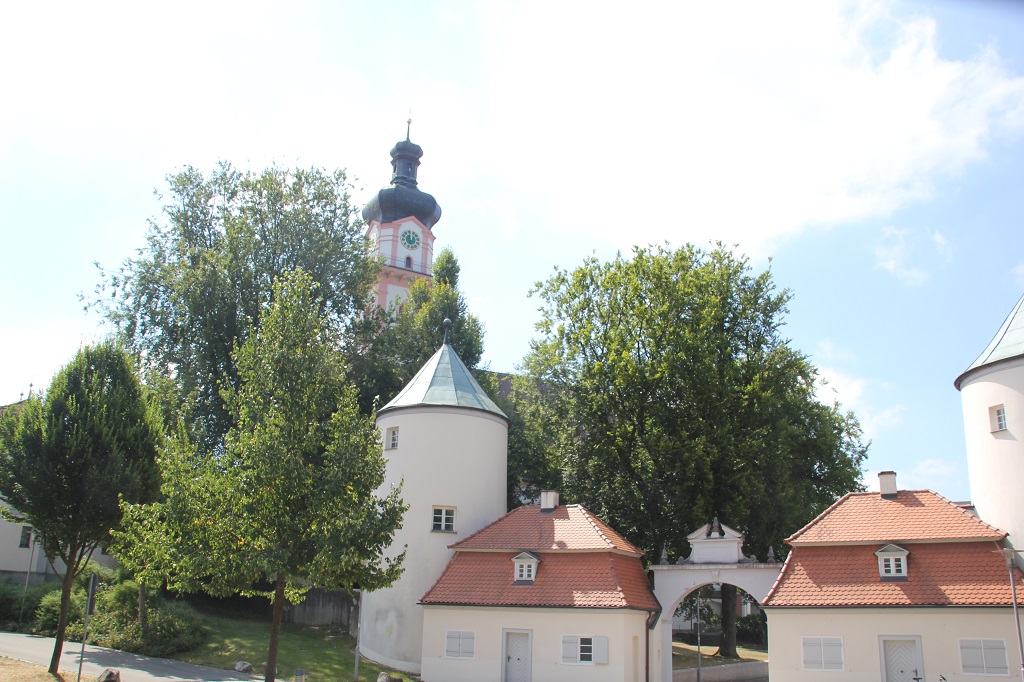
[443,317,453,346]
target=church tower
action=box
[358,321,509,675]
[955,292,1024,553]
[362,125,442,311]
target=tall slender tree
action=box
[114,270,405,682]
[0,342,161,673]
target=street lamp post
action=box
[996,547,1024,678]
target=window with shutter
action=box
[960,639,1008,675]
[802,636,843,671]
[445,630,474,659]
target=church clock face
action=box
[400,229,421,250]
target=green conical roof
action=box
[956,291,1024,389]
[379,343,507,420]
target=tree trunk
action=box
[49,566,77,674]
[138,581,149,631]
[265,573,287,682]
[717,583,739,658]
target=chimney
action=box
[540,490,560,513]
[879,471,898,499]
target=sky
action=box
[2,0,1023,502]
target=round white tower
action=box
[358,323,508,674]
[956,292,1024,551]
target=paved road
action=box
[0,632,257,682]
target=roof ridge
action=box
[449,505,527,550]
[605,552,627,606]
[761,548,795,606]
[928,488,1007,538]
[577,505,616,550]
[786,492,853,544]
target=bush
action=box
[93,600,207,657]
[735,614,766,645]
[34,588,86,637]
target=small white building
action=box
[358,328,509,675]
[762,471,1023,681]
[419,491,660,682]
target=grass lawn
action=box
[672,641,769,669]
[0,657,70,682]
[176,609,414,682]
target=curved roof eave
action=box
[955,291,1024,390]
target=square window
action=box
[432,507,455,532]
[19,526,32,548]
[961,638,1008,675]
[802,636,843,671]
[561,635,608,665]
[445,630,474,659]
[386,427,399,450]
[990,405,1008,432]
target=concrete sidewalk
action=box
[0,631,257,682]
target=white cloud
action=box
[875,227,929,285]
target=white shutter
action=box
[462,631,475,658]
[961,639,985,673]
[446,631,461,658]
[593,636,609,664]
[821,638,843,670]
[982,639,1008,675]
[802,638,823,670]
[562,635,579,663]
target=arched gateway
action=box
[649,520,782,682]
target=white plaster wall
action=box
[366,218,436,312]
[960,357,1024,549]
[765,607,1023,681]
[359,406,508,674]
[421,605,650,682]
[0,514,46,576]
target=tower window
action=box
[385,427,399,450]
[432,507,455,532]
[991,405,1007,432]
[405,256,412,269]
[19,526,32,548]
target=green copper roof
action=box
[956,291,1024,389]
[379,344,507,420]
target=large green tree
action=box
[352,247,485,411]
[90,163,376,453]
[114,270,405,682]
[523,244,867,656]
[0,343,162,674]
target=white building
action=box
[956,291,1024,555]
[357,324,509,675]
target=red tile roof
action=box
[451,504,644,555]
[787,490,1005,545]
[421,550,660,611]
[764,541,1023,607]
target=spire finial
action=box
[406,111,412,141]
[443,318,453,345]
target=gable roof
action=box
[421,550,659,611]
[451,503,644,555]
[379,343,507,420]
[956,291,1024,389]
[763,541,1022,607]
[787,490,1005,545]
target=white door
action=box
[504,631,532,682]
[883,639,923,682]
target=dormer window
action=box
[513,551,540,584]
[875,544,909,581]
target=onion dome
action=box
[362,127,442,229]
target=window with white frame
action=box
[960,638,1008,675]
[445,630,475,659]
[19,526,32,548]
[561,635,608,664]
[432,507,455,532]
[991,405,1008,432]
[512,551,539,584]
[385,427,399,450]
[875,544,909,580]
[802,636,843,671]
